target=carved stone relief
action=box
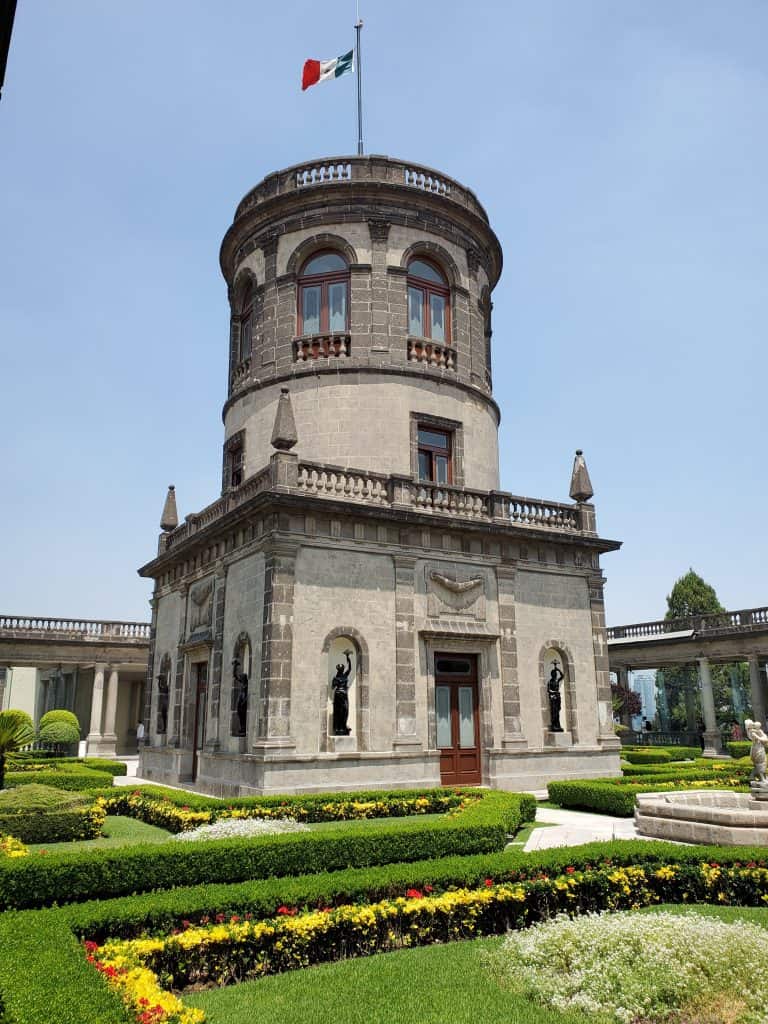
[188,578,215,635]
[427,569,486,621]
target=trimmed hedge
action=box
[0,804,105,844]
[622,750,671,765]
[727,741,751,759]
[624,745,700,762]
[548,774,750,816]
[4,839,768,1023]
[8,757,127,777]
[3,767,113,792]
[0,790,534,910]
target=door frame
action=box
[434,653,481,785]
[188,657,209,782]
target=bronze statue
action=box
[232,658,249,737]
[157,668,170,734]
[547,659,564,732]
[332,650,353,736]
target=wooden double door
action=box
[434,653,481,786]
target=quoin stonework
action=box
[137,155,622,794]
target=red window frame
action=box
[407,259,451,343]
[297,251,350,335]
[417,426,452,484]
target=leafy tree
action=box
[0,710,35,790]
[665,570,724,620]
[611,682,642,724]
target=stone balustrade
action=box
[234,156,488,223]
[407,339,456,370]
[294,334,351,362]
[297,464,389,504]
[158,456,594,555]
[0,616,150,640]
[607,606,768,641]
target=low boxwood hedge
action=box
[621,750,671,765]
[3,767,113,791]
[0,790,534,910]
[623,745,700,762]
[548,774,750,816]
[727,740,751,759]
[0,805,105,845]
[3,838,768,1024]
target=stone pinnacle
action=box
[160,484,179,532]
[569,450,594,503]
[270,387,298,451]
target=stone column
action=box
[393,556,420,748]
[143,596,158,743]
[496,566,525,748]
[209,566,228,748]
[255,542,297,748]
[100,667,119,754]
[86,663,107,750]
[749,654,766,726]
[588,572,620,749]
[698,657,721,756]
[367,218,390,351]
[172,584,189,747]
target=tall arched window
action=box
[407,258,450,343]
[238,283,253,363]
[298,252,349,335]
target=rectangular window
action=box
[408,286,424,336]
[328,282,347,332]
[430,293,446,342]
[230,445,244,488]
[417,426,452,483]
[239,313,252,362]
[301,286,321,335]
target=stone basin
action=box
[635,789,768,846]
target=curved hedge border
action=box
[0,790,534,910]
[3,768,113,792]
[622,750,671,765]
[623,745,700,762]
[0,805,105,845]
[3,841,768,1024]
[548,777,749,816]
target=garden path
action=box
[524,806,646,850]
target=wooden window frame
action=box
[297,251,350,336]
[237,285,253,364]
[417,425,453,484]
[407,259,451,343]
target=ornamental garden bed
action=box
[3,839,768,1024]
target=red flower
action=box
[424,884,433,893]
[230,915,240,923]
[277,905,297,916]
[215,913,226,923]
[566,866,576,874]
[406,888,423,899]
[83,940,98,954]
[484,878,493,888]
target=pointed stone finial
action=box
[160,485,179,532]
[569,450,594,503]
[271,387,298,451]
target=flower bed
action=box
[4,839,768,1024]
[171,819,309,843]
[0,789,533,910]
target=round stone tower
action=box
[218,156,503,493]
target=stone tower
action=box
[139,155,621,794]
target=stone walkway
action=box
[523,806,644,851]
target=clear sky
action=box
[2,1,765,626]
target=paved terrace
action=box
[607,606,768,756]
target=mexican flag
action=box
[302,49,354,91]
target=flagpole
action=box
[355,15,364,155]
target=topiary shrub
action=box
[37,720,80,749]
[39,710,81,733]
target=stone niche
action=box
[543,645,572,747]
[327,635,358,752]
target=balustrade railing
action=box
[407,482,489,519]
[495,495,579,530]
[234,156,487,222]
[607,606,768,641]
[407,339,456,370]
[297,464,389,504]
[0,616,150,640]
[294,334,351,362]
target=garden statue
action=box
[157,667,170,734]
[232,658,249,737]
[745,719,768,785]
[331,650,353,736]
[547,659,564,732]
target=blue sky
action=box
[1,1,765,626]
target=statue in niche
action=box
[189,579,214,633]
[232,658,249,737]
[547,659,565,733]
[331,650,353,736]
[156,666,170,734]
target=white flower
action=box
[171,817,309,842]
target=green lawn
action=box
[307,813,445,831]
[28,815,171,852]
[185,904,768,1024]
[185,936,581,1024]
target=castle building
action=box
[138,155,622,795]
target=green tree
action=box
[0,710,35,790]
[665,569,724,620]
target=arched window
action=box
[407,258,450,343]
[298,251,349,336]
[238,283,253,363]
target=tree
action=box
[0,710,35,790]
[611,682,642,724]
[665,570,724,621]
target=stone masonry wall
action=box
[219,550,265,752]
